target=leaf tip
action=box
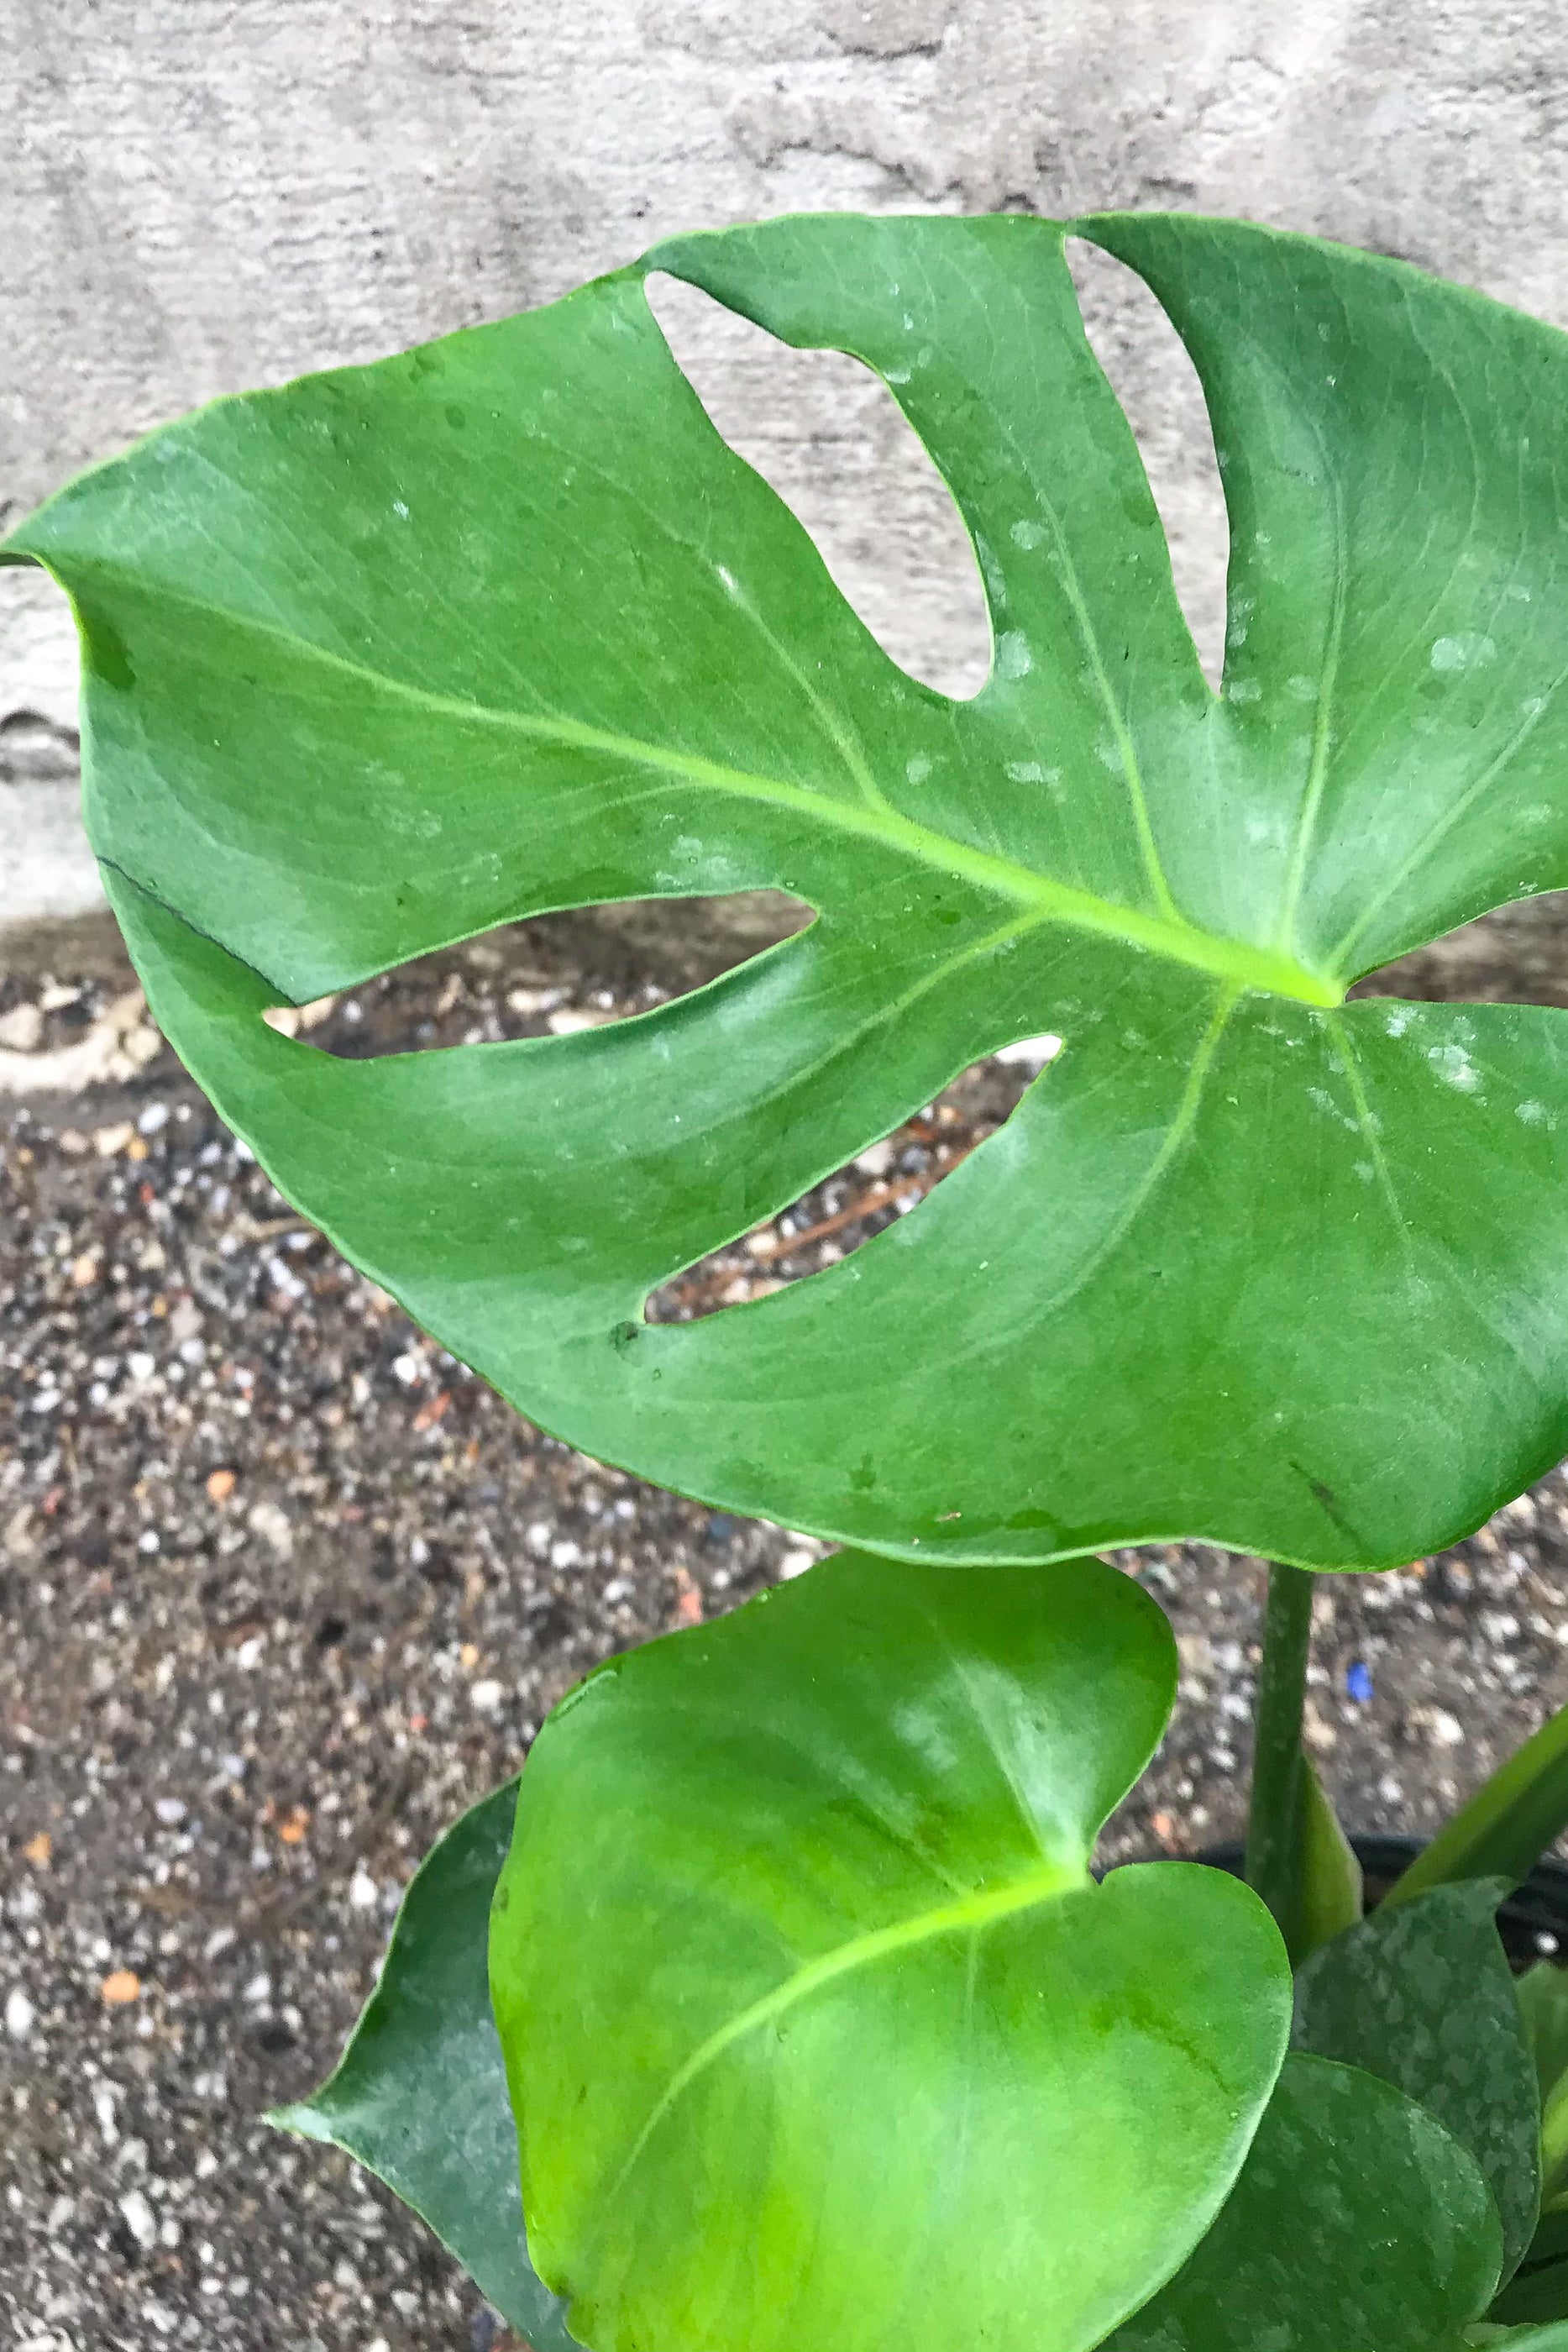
[265,2098,337,2144]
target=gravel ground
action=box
[5,918,1568,2351]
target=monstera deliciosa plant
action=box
[15,207,1568,2349]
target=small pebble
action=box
[118,2188,158,2250]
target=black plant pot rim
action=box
[1194,1833,1568,1968]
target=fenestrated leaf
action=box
[270,1780,576,2352]
[488,1551,1291,2352]
[1292,1879,1539,2276]
[1106,2053,1503,2352]
[13,212,1568,1565]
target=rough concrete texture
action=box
[8,0,1568,953]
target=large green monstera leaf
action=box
[489,1551,1291,2352]
[12,210,1568,1564]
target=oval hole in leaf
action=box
[1067,236,1230,690]
[260,893,815,1058]
[644,270,994,699]
[647,1033,1062,1323]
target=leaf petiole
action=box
[1245,1563,1313,1956]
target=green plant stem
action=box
[1246,1562,1316,1960]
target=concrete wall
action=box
[6,0,1568,956]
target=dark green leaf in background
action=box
[1515,2213,1568,2272]
[490,1551,1290,2352]
[270,1780,576,2352]
[1518,1962,1568,2247]
[1292,1879,1539,2276]
[1104,2052,1502,2352]
[12,212,1568,1564]
[1492,2257,1568,2329]
[1518,1966,1568,2118]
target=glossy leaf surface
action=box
[490,1552,1291,2352]
[1292,1879,1539,2274]
[12,213,1568,1564]
[1107,2052,1502,2351]
[270,1780,576,2352]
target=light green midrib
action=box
[22,554,1343,1007]
[604,1855,1089,2204]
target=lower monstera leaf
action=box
[490,1552,1290,2352]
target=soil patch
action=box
[4,930,1568,2349]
